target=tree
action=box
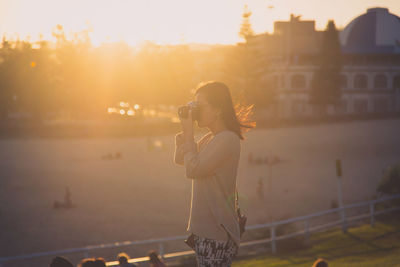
[223,5,271,110]
[131,43,196,105]
[223,44,268,106]
[310,20,342,116]
[0,37,56,122]
[377,164,400,196]
[239,5,254,42]
[52,25,99,117]
[0,37,13,121]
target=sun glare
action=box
[1,0,400,46]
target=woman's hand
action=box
[180,109,194,143]
[175,132,185,146]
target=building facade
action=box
[249,8,400,118]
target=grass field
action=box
[233,216,400,267]
[0,118,399,266]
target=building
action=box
[249,8,400,118]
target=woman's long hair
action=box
[194,81,256,140]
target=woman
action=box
[174,81,255,266]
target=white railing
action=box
[1,194,399,267]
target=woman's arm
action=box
[174,108,195,166]
[182,132,237,179]
[173,132,185,166]
[175,108,238,177]
[174,131,212,166]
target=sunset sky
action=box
[1,0,400,46]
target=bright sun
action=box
[2,0,400,46]
[6,0,245,46]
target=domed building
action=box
[341,8,400,55]
[248,7,400,118]
[338,7,400,115]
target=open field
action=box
[232,216,400,267]
[0,118,399,266]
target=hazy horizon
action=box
[1,0,400,47]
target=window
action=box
[263,75,279,90]
[291,74,306,89]
[373,98,389,113]
[281,75,286,88]
[353,99,368,113]
[339,75,348,89]
[291,100,304,114]
[373,74,387,89]
[354,74,368,89]
[269,75,279,89]
[335,100,347,113]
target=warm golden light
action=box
[171,117,180,123]
[30,61,36,68]
[119,102,129,108]
[2,0,399,46]
[107,107,117,114]
[154,140,162,148]
[119,109,125,115]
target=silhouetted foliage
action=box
[0,37,13,120]
[0,24,268,123]
[223,43,270,108]
[310,20,342,115]
[223,6,272,110]
[239,5,254,42]
[377,164,400,196]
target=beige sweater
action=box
[174,130,241,246]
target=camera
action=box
[178,101,201,121]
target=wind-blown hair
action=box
[194,81,256,140]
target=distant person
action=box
[148,250,167,267]
[50,256,73,267]
[53,187,73,209]
[257,177,264,200]
[264,155,269,164]
[255,156,263,165]
[65,186,72,208]
[312,258,328,267]
[117,252,138,267]
[174,81,255,266]
[273,155,280,164]
[115,151,123,159]
[79,257,106,267]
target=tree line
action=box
[0,6,342,123]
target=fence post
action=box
[270,227,276,254]
[336,159,347,233]
[370,202,375,227]
[340,206,347,233]
[158,243,164,259]
[304,220,310,245]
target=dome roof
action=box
[340,7,400,54]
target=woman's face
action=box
[195,93,220,128]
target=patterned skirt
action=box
[193,234,239,267]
